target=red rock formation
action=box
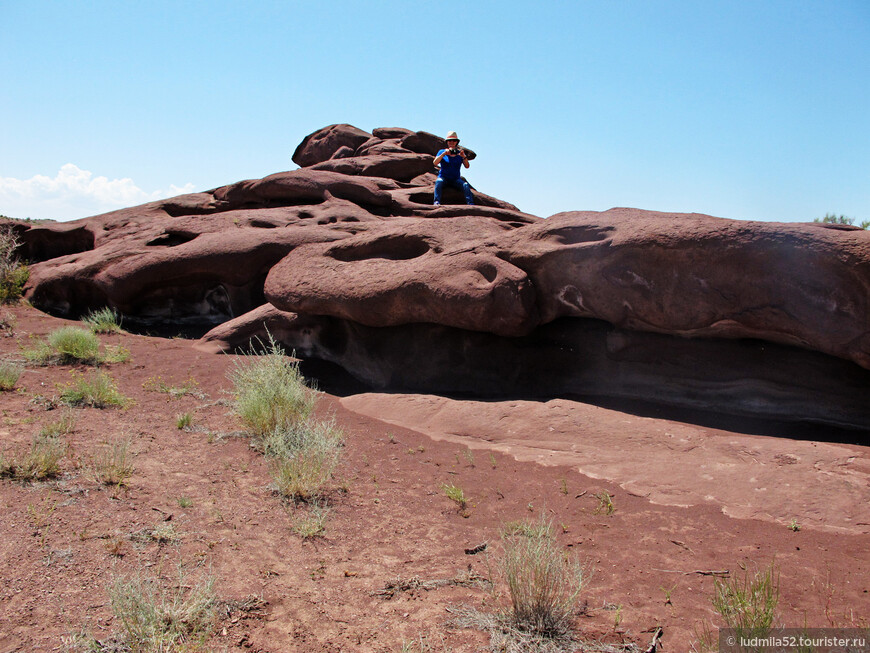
[8,124,870,428]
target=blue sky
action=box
[1,0,868,222]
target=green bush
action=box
[48,326,101,363]
[59,371,130,408]
[0,224,28,304]
[24,327,128,366]
[38,409,77,437]
[814,213,869,229]
[501,516,587,637]
[712,562,779,641]
[88,438,135,486]
[228,337,317,437]
[108,567,216,652]
[0,361,23,390]
[0,435,67,481]
[82,307,123,334]
[264,419,343,502]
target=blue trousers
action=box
[434,176,474,205]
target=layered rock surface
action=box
[9,124,870,429]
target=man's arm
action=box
[433,149,447,166]
[460,150,470,168]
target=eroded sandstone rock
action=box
[10,123,870,428]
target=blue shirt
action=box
[436,149,464,180]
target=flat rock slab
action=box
[341,393,870,535]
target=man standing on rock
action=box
[433,131,474,205]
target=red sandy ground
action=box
[0,304,867,652]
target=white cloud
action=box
[0,164,196,222]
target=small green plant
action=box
[593,490,615,515]
[26,496,58,548]
[88,438,134,486]
[612,604,623,629]
[292,501,330,539]
[48,326,101,363]
[228,336,316,437]
[264,419,344,502]
[143,375,202,398]
[501,515,587,637]
[0,434,67,481]
[106,565,216,651]
[38,409,77,437]
[24,327,128,366]
[712,562,779,641]
[21,336,55,365]
[788,519,801,532]
[101,345,131,363]
[0,360,23,390]
[814,213,869,229]
[0,224,29,304]
[82,307,123,333]
[176,412,193,430]
[149,521,180,544]
[176,496,193,508]
[442,483,468,512]
[59,371,130,408]
[501,519,553,540]
[0,309,15,333]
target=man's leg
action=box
[433,177,444,205]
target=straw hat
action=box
[445,131,460,142]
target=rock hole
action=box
[146,231,199,247]
[330,234,431,262]
[538,225,613,245]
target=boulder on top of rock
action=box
[292,123,372,167]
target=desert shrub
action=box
[0,309,15,333]
[264,419,343,502]
[0,361,23,390]
[292,501,330,539]
[228,337,316,437]
[501,516,587,637]
[48,326,101,363]
[59,371,130,408]
[21,336,56,365]
[442,483,468,511]
[88,438,135,486]
[39,409,77,438]
[107,566,216,652]
[82,307,123,333]
[0,224,28,304]
[712,562,779,640]
[0,435,67,481]
[23,327,127,366]
[814,213,869,229]
[101,345,131,363]
[593,490,615,515]
[143,375,202,398]
[176,412,194,430]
